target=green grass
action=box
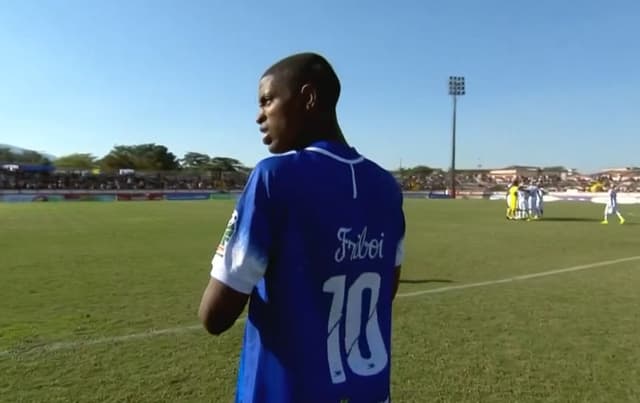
[1,199,639,402]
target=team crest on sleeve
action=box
[216,210,238,257]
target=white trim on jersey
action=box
[349,164,357,198]
[305,146,366,199]
[395,238,404,267]
[304,146,365,164]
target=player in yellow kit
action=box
[506,179,519,220]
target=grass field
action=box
[1,199,639,402]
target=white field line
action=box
[2,255,639,359]
[396,255,640,298]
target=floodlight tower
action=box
[448,76,465,199]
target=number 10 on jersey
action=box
[323,272,388,384]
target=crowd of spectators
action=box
[397,170,640,193]
[2,168,639,193]
[0,170,246,191]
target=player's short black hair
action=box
[262,52,341,110]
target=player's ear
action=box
[300,84,317,111]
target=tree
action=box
[400,165,434,177]
[204,157,248,188]
[0,147,50,165]
[100,144,180,171]
[137,144,179,171]
[0,148,14,163]
[181,152,211,169]
[54,153,97,170]
[209,156,241,172]
[100,146,136,170]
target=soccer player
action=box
[506,179,519,220]
[602,184,625,224]
[517,181,529,220]
[535,181,544,218]
[527,182,540,219]
[198,52,405,403]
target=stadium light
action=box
[448,76,465,199]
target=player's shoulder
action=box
[241,154,298,199]
[250,152,298,177]
[367,158,399,181]
[360,157,403,194]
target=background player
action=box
[506,179,519,220]
[517,180,529,220]
[527,181,540,219]
[602,184,625,224]
[535,180,544,218]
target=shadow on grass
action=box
[399,279,453,284]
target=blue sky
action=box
[1,0,638,173]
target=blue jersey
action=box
[211,140,405,403]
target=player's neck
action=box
[299,117,348,148]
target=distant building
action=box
[594,167,640,181]
[455,169,490,176]
[540,166,573,180]
[488,166,540,181]
[488,165,575,182]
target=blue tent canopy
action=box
[0,163,54,173]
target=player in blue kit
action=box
[198,52,406,403]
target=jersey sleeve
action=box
[210,164,272,294]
